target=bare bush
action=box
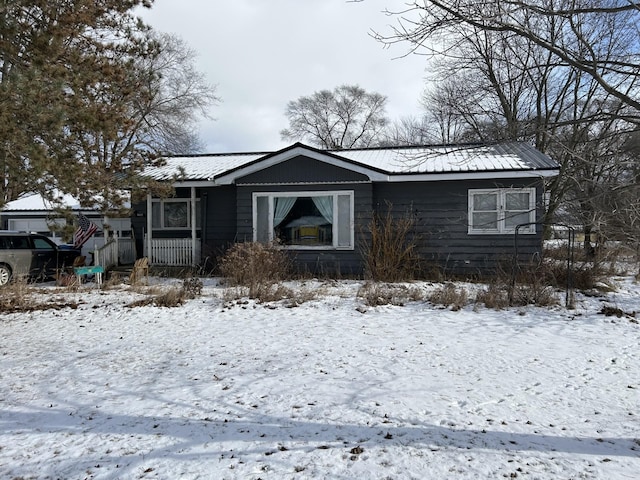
[498,257,561,307]
[361,203,420,282]
[221,283,319,307]
[127,287,184,308]
[0,277,31,312]
[126,278,203,308]
[475,283,510,310]
[510,283,559,307]
[219,242,291,298]
[358,282,424,307]
[542,241,632,290]
[182,277,203,298]
[0,278,80,312]
[428,283,468,310]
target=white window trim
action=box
[252,190,355,250]
[151,198,200,230]
[468,188,536,235]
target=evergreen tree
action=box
[0,0,217,214]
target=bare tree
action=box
[382,115,436,146]
[133,32,219,155]
[373,0,640,253]
[281,84,388,149]
[375,0,640,116]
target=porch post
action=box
[191,186,196,265]
[103,214,109,241]
[146,193,152,263]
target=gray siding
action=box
[236,155,369,185]
[373,178,545,276]
[201,186,236,258]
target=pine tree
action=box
[0,0,216,214]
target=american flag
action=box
[74,213,99,249]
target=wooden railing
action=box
[144,237,200,266]
[94,236,198,268]
[93,237,137,269]
[117,238,136,265]
[94,240,118,270]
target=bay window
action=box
[468,188,536,234]
[253,191,354,249]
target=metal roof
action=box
[143,152,266,182]
[335,142,557,174]
[144,142,558,183]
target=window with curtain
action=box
[253,191,354,249]
[468,188,536,234]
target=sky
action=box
[138,0,429,153]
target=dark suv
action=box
[0,232,81,286]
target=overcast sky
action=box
[139,0,428,153]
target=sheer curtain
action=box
[273,197,297,228]
[312,196,333,224]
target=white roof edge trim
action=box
[213,146,388,185]
[236,181,371,187]
[169,169,556,187]
[386,169,559,182]
[171,181,217,188]
[1,211,72,216]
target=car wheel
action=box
[0,264,12,286]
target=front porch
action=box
[94,236,201,271]
[94,186,203,270]
[142,187,202,267]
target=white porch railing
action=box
[144,237,201,266]
[93,237,137,269]
[94,240,118,270]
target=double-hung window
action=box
[468,188,536,234]
[152,199,200,230]
[253,191,354,249]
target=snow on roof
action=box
[336,142,554,174]
[143,142,558,183]
[2,191,131,212]
[143,152,266,182]
[2,192,82,211]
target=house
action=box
[1,192,132,260]
[133,142,559,276]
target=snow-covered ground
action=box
[1,276,638,479]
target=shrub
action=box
[357,282,424,307]
[361,203,420,282]
[428,283,468,310]
[475,283,509,310]
[182,277,203,298]
[510,283,558,307]
[126,277,203,308]
[219,242,291,298]
[221,282,319,307]
[0,276,31,312]
[0,277,80,312]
